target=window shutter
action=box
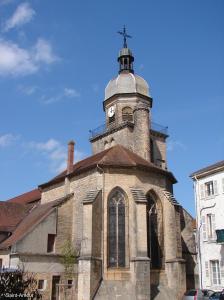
[214,180,218,195]
[202,216,207,241]
[211,214,216,239]
[222,178,224,193]
[205,261,210,286]
[200,184,205,199]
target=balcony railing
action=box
[89,119,168,140]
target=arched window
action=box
[108,189,126,267]
[146,194,162,269]
[122,107,133,122]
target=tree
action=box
[60,240,78,278]
[0,268,42,300]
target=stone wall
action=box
[151,132,167,169]
[91,125,134,154]
[41,181,65,204]
[0,251,10,268]
[55,197,73,253]
[70,170,102,251]
[180,207,198,289]
[133,104,150,161]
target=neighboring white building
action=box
[191,161,224,291]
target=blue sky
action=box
[0,0,223,215]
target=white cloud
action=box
[0,133,17,147]
[0,38,58,76]
[64,88,80,98]
[18,84,38,95]
[4,2,35,32]
[34,38,58,64]
[167,140,186,152]
[0,39,37,75]
[42,87,80,104]
[27,138,84,173]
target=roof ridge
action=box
[118,145,138,165]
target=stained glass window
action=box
[108,190,126,267]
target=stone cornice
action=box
[103,92,153,111]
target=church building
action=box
[0,32,197,300]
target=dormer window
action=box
[122,107,133,122]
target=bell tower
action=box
[90,28,168,167]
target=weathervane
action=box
[118,26,132,48]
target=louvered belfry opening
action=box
[108,189,126,268]
[122,106,133,122]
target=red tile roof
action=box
[7,189,41,204]
[39,145,177,188]
[0,202,30,232]
[0,194,72,250]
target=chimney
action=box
[67,140,75,174]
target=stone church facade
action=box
[0,41,197,300]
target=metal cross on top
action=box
[118,26,132,48]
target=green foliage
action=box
[0,269,42,299]
[60,240,78,277]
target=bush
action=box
[0,268,42,299]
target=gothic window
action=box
[108,189,126,267]
[122,107,133,122]
[147,195,162,269]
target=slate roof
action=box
[0,202,30,233]
[39,145,177,188]
[190,160,224,178]
[0,194,72,250]
[7,189,41,204]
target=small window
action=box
[205,181,214,196]
[122,107,133,122]
[47,234,56,253]
[38,279,46,290]
[207,214,215,239]
[67,279,73,289]
[0,259,2,269]
[210,260,221,285]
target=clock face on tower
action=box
[108,105,115,118]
